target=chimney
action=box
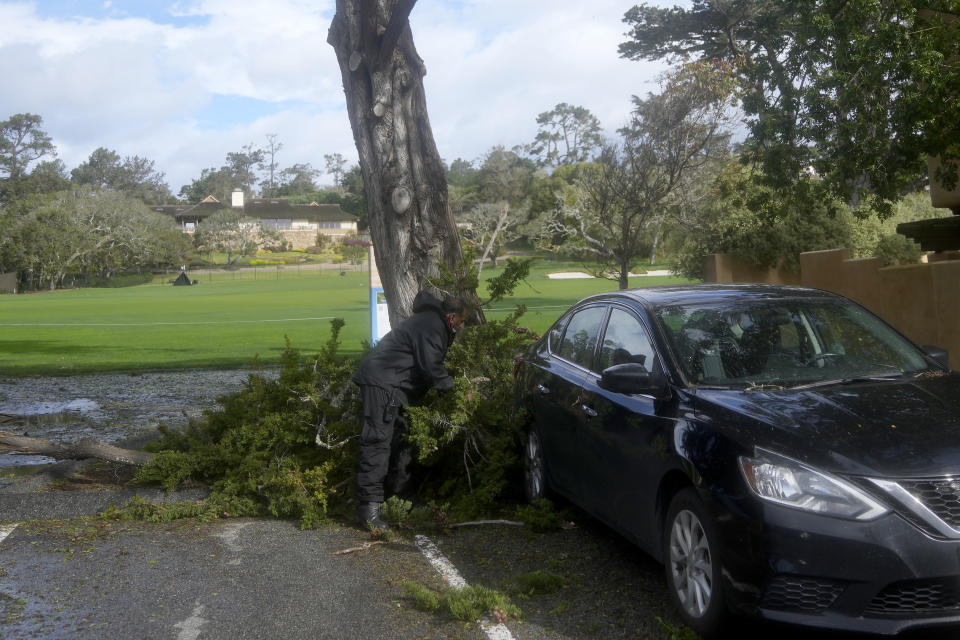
[231,189,244,209]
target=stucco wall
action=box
[704,250,960,369]
[702,254,801,286]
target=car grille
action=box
[897,479,960,528]
[762,575,847,613]
[866,578,960,615]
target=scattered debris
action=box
[332,540,388,555]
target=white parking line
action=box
[0,523,18,542]
[414,534,516,640]
[173,600,207,640]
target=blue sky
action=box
[1,0,669,196]
[31,0,210,25]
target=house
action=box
[151,189,359,249]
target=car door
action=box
[531,304,607,502]
[577,305,677,549]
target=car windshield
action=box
[657,297,932,388]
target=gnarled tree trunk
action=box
[328,0,465,325]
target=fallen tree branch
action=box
[0,431,154,466]
[450,519,524,528]
[332,540,388,555]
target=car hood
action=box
[693,372,960,478]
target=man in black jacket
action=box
[352,290,467,529]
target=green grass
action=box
[0,261,694,376]
[488,262,691,330]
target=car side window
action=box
[546,314,569,355]
[556,306,606,370]
[597,307,656,373]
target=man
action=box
[352,290,467,530]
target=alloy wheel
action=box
[524,429,544,501]
[668,508,713,618]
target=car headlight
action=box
[739,449,888,521]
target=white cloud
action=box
[0,0,667,193]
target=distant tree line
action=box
[0,116,372,291]
[3,1,954,291]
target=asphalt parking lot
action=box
[4,463,960,640]
[0,461,682,640]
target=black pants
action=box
[355,385,413,503]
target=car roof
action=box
[579,284,841,309]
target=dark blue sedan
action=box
[514,284,959,637]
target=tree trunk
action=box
[328,0,465,325]
[649,225,661,265]
[0,431,154,466]
[477,203,509,281]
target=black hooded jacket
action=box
[351,290,456,402]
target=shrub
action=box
[874,233,922,266]
[403,308,535,519]
[381,495,414,526]
[134,322,360,528]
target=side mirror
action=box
[599,363,672,400]
[922,345,950,370]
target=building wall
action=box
[281,229,321,250]
[279,228,354,249]
[703,249,960,369]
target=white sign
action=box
[369,246,391,343]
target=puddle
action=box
[0,368,273,470]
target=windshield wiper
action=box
[744,382,788,391]
[791,372,907,390]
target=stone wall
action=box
[280,229,319,250]
[704,249,960,369]
[279,229,355,250]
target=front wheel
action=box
[524,428,547,502]
[663,488,728,638]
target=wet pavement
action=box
[0,517,482,640]
[3,372,960,639]
[0,369,265,475]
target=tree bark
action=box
[477,203,510,281]
[0,431,154,466]
[328,0,465,325]
[649,225,661,265]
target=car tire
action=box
[524,427,548,503]
[663,488,728,639]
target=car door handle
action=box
[537,384,550,395]
[581,405,598,418]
